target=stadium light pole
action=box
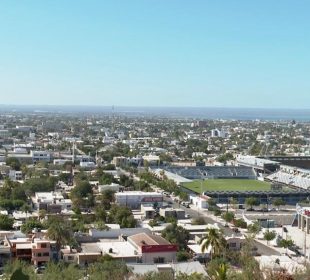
[198,178,205,217]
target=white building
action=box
[115,191,163,209]
[211,128,229,138]
[31,151,51,163]
[32,192,72,212]
[0,130,11,138]
[98,183,123,193]
[9,170,23,181]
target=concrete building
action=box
[297,204,310,234]
[115,191,163,209]
[32,192,72,213]
[98,183,123,193]
[190,195,209,209]
[141,205,156,219]
[112,156,128,167]
[4,235,58,266]
[128,232,177,263]
[0,129,11,138]
[9,170,23,181]
[31,151,51,163]
[159,208,186,220]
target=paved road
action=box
[165,197,280,256]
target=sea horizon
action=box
[1,104,310,121]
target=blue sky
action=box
[0,1,309,108]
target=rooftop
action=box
[128,232,171,248]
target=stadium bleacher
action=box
[162,166,257,180]
[266,167,310,190]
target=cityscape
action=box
[1,1,310,279]
[0,110,310,279]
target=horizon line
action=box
[1,104,310,111]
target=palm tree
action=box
[38,209,47,221]
[211,263,228,280]
[199,228,226,260]
[47,218,71,250]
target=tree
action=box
[135,271,174,280]
[278,239,294,254]
[108,205,136,228]
[245,197,260,210]
[23,177,57,194]
[161,223,190,250]
[6,157,21,171]
[46,217,73,250]
[199,228,226,260]
[247,221,261,237]
[229,197,238,210]
[272,198,286,211]
[192,217,206,225]
[0,214,14,230]
[221,212,234,223]
[71,180,92,198]
[179,192,189,201]
[88,260,129,280]
[176,250,191,262]
[38,209,47,221]
[21,218,43,234]
[94,206,107,222]
[264,230,276,245]
[211,263,229,280]
[20,204,31,217]
[41,262,83,280]
[98,189,115,210]
[3,260,36,280]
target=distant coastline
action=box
[1,104,310,121]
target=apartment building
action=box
[4,235,58,266]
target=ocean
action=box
[1,105,310,121]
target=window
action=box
[41,243,47,248]
[230,243,237,248]
[68,256,74,261]
[43,252,49,257]
[154,257,165,264]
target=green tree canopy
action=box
[161,223,190,250]
[0,214,14,230]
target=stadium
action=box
[156,164,310,205]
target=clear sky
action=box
[0,1,309,108]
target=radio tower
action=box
[72,141,75,164]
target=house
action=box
[32,192,72,213]
[76,232,177,266]
[128,232,177,264]
[3,234,59,266]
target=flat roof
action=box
[81,243,101,254]
[115,191,162,196]
[97,241,137,258]
[187,244,211,254]
[16,243,32,249]
[128,264,159,275]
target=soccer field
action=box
[182,179,272,193]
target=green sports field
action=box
[182,179,272,193]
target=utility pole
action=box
[304,228,307,258]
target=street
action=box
[165,196,280,256]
